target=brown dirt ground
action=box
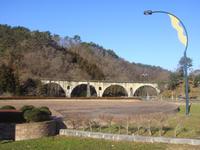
[0,98,179,120]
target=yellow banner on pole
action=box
[168,15,187,46]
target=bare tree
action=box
[125,116,131,135]
[80,116,89,131]
[143,114,153,136]
[98,114,107,132]
[88,120,95,132]
[67,114,82,130]
[104,115,114,133]
[68,118,78,129]
[154,113,168,136]
[133,114,143,135]
[117,119,124,134]
[174,115,185,137]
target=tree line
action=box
[0,24,181,96]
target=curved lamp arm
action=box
[144,10,188,57]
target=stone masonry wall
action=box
[15,120,56,141]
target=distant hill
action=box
[0,24,170,83]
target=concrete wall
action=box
[60,129,200,146]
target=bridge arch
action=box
[41,80,160,98]
[102,84,128,97]
[71,84,97,97]
[133,85,159,99]
[41,83,66,97]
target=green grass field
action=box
[167,103,200,138]
[156,103,200,138]
[1,136,200,150]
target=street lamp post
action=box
[144,10,190,115]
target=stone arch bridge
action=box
[41,80,160,98]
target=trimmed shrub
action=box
[39,106,52,115]
[20,105,35,113]
[23,108,51,122]
[0,105,16,110]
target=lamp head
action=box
[144,10,153,15]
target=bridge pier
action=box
[65,89,71,97]
[129,88,134,97]
[86,82,91,97]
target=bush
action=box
[0,105,16,110]
[39,106,52,115]
[23,107,51,122]
[0,105,52,123]
[20,105,35,113]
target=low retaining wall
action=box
[0,120,57,141]
[15,120,56,141]
[60,129,200,146]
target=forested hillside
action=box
[0,24,170,95]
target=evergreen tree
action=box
[0,64,19,95]
[168,73,179,90]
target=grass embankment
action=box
[97,104,200,138]
[1,136,200,150]
[170,103,200,138]
[160,103,200,138]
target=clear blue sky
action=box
[0,0,199,71]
